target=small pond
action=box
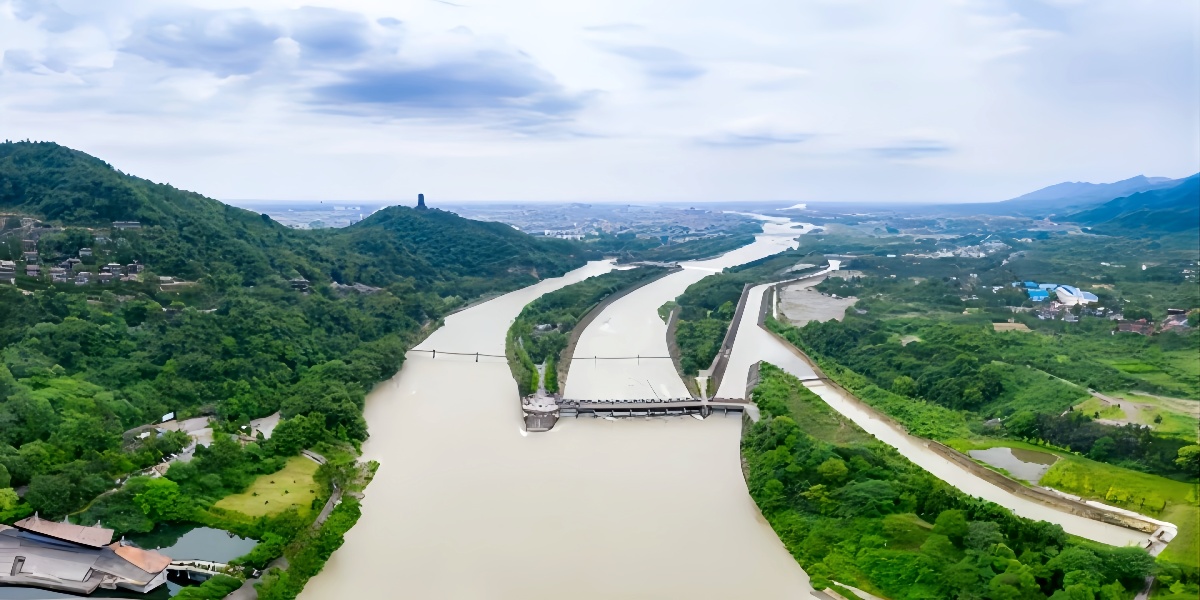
[0,525,256,599]
[968,446,1059,483]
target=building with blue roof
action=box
[1027,289,1049,301]
[1023,281,1038,289]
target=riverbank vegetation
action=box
[505,265,669,395]
[744,363,1171,599]
[582,221,761,263]
[671,249,820,376]
[0,141,594,597]
[761,223,1199,574]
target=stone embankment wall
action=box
[705,283,754,394]
[556,266,681,392]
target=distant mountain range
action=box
[1000,174,1180,213]
[1068,174,1200,236]
[932,172,1199,232]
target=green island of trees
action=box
[506,265,670,395]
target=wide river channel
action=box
[302,216,1147,599]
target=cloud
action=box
[870,141,954,160]
[605,45,705,81]
[2,49,41,73]
[1003,0,1070,31]
[699,131,813,148]
[309,56,584,122]
[584,23,643,33]
[11,0,79,33]
[289,7,373,62]
[121,8,284,76]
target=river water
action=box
[302,220,816,599]
[303,215,1146,599]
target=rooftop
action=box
[14,515,114,548]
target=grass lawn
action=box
[214,456,322,518]
[947,437,1200,566]
[1159,503,1200,567]
[1039,457,1199,567]
[756,363,873,445]
[1074,396,1126,420]
[1111,392,1200,439]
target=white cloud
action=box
[0,0,1195,203]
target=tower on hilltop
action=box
[417,193,427,210]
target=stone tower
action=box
[417,193,427,210]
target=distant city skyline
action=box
[2,0,1197,203]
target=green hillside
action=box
[0,141,588,548]
[0,141,591,287]
[1070,175,1200,236]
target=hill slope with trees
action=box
[0,141,592,591]
[0,141,591,287]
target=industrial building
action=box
[1054,285,1099,306]
[1013,281,1098,305]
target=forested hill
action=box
[0,140,590,287]
[0,141,591,538]
[322,206,586,293]
[1069,174,1200,236]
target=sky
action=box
[1,0,1197,204]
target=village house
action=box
[1161,311,1193,332]
[101,263,123,274]
[22,251,38,264]
[1117,319,1155,336]
[25,264,41,277]
[98,272,114,284]
[50,267,69,283]
[22,239,36,252]
[75,271,92,285]
[79,247,93,257]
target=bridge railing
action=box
[410,349,673,362]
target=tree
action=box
[134,478,186,521]
[271,414,329,456]
[892,375,917,397]
[0,487,19,512]
[1176,445,1200,476]
[920,533,958,562]
[1088,437,1116,461]
[1005,411,1040,438]
[817,457,848,483]
[934,509,970,545]
[25,474,75,517]
[964,521,1004,552]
